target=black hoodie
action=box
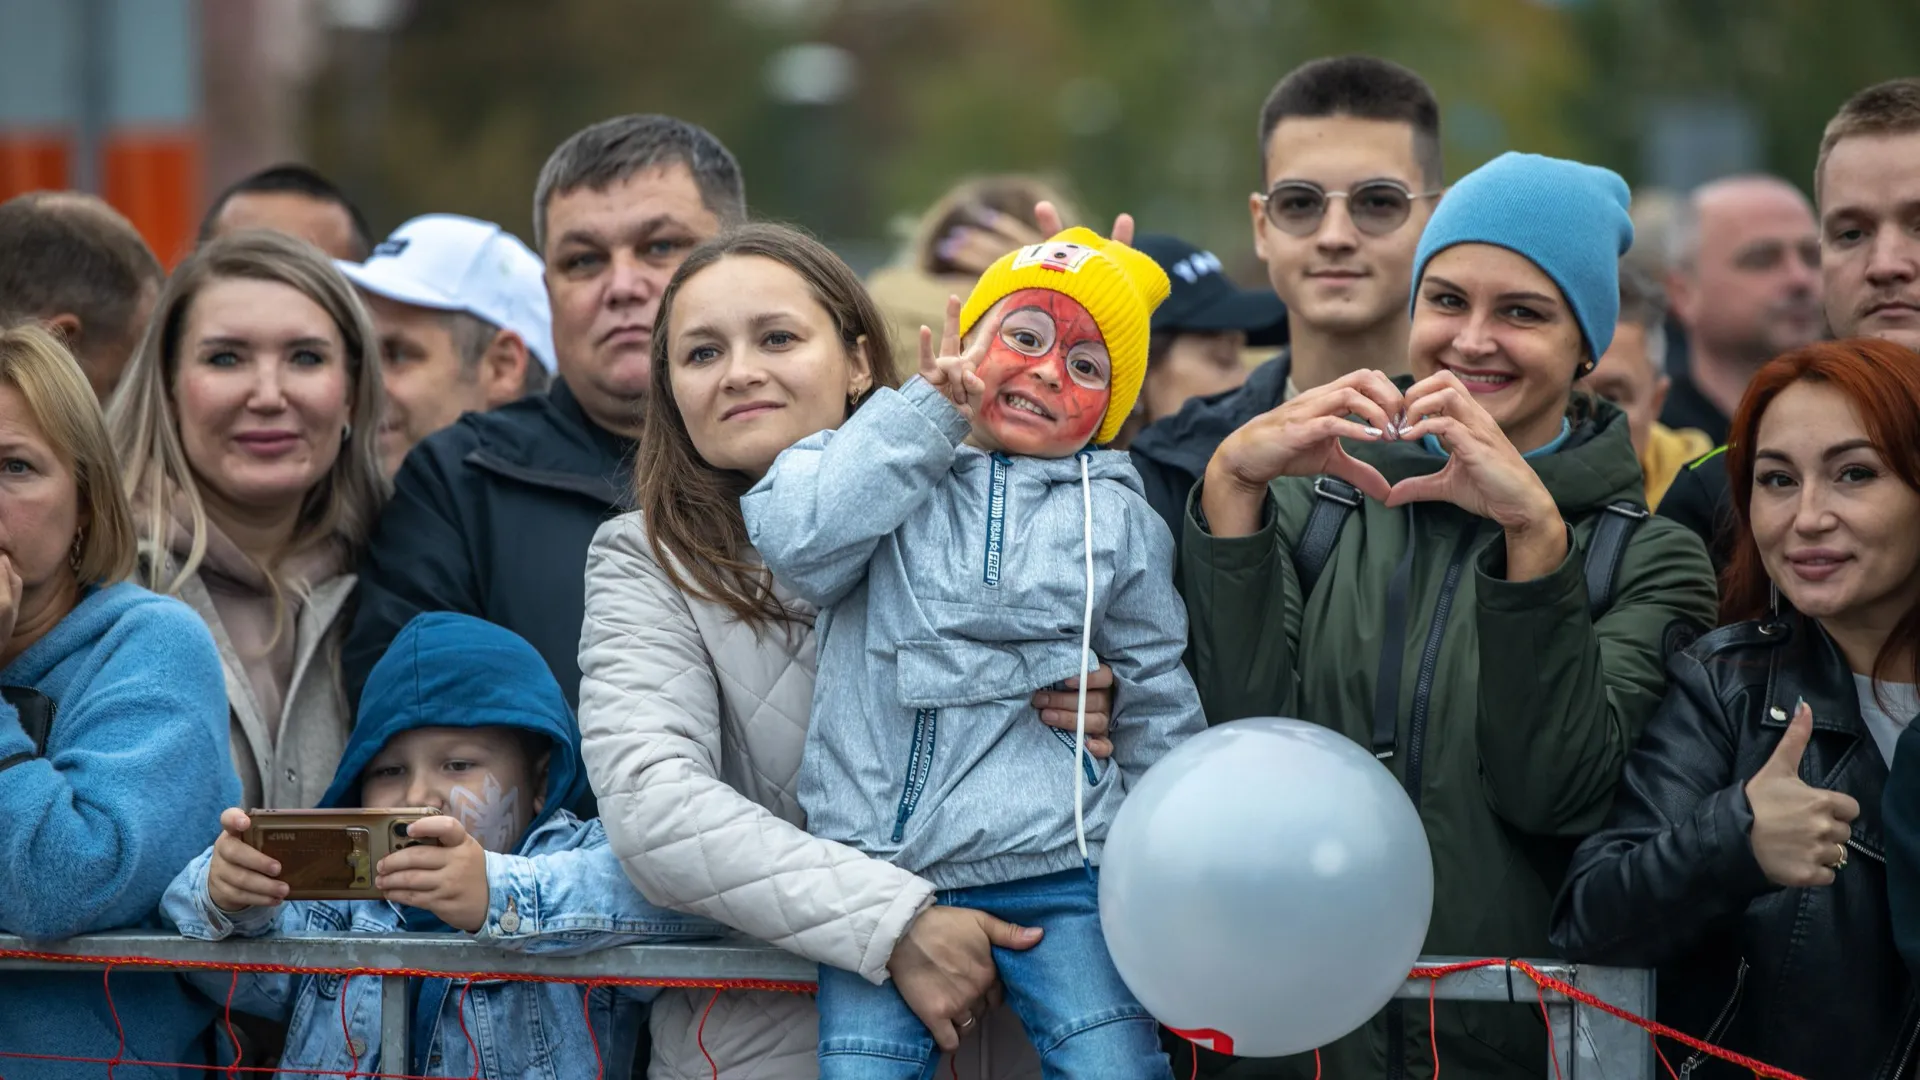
[1128,350,1292,541]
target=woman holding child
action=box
[109,230,388,809]
[578,222,1143,1078]
[1181,153,1718,1078]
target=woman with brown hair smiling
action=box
[578,223,1119,1078]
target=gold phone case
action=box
[243,808,441,900]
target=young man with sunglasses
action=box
[1130,55,1444,538]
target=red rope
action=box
[103,966,124,1079]
[1654,1037,1682,1079]
[0,945,815,994]
[0,949,1815,1080]
[1405,958,1809,1080]
[454,980,478,1079]
[697,987,721,1080]
[1533,976,1564,1080]
[223,970,243,1079]
[579,983,604,1080]
[1429,972,1441,1079]
[339,973,358,1079]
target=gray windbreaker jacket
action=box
[742,377,1204,890]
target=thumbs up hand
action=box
[1745,701,1861,888]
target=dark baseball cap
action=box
[1135,233,1288,348]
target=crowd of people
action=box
[0,49,1916,1080]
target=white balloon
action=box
[1099,717,1434,1058]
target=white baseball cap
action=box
[337,213,556,373]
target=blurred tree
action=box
[1568,0,1920,196]
[301,0,1917,276]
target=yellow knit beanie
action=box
[958,227,1170,445]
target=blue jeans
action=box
[817,868,1169,1080]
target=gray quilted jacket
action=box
[578,512,1041,1079]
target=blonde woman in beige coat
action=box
[579,225,1119,1079]
[109,231,389,809]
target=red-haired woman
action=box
[1551,337,1920,1080]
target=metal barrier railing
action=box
[0,933,1655,1078]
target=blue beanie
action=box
[1412,151,1633,364]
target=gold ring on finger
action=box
[1834,843,1849,871]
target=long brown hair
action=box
[637,224,903,629]
[1723,337,1920,689]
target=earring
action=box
[342,423,353,441]
[1769,579,1781,619]
[67,531,83,574]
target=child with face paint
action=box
[743,227,1204,1078]
[160,612,719,1080]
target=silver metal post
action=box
[380,974,410,1075]
[1569,964,1658,1080]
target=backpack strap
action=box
[1293,476,1361,597]
[0,686,56,775]
[1584,501,1650,620]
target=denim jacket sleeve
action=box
[472,820,723,956]
[741,378,972,608]
[160,845,284,941]
[1097,490,1208,784]
[158,845,311,1022]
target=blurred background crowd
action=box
[4,0,1919,274]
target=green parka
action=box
[1177,395,1716,1080]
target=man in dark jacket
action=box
[1661,78,1920,570]
[1131,55,1444,537]
[341,114,745,713]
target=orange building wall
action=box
[0,129,202,267]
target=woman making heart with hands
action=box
[1204,367,1571,581]
[1184,153,1718,1080]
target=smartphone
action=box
[243,808,442,900]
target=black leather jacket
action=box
[1550,616,1920,1080]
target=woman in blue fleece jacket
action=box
[0,325,238,1080]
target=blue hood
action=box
[321,612,585,848]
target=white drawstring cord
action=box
[1074,452,1094,870]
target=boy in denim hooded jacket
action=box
[162,612,717,1080]
[743,228,1205,1078]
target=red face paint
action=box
[973,288,1112,456]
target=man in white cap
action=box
[338,213,556,478]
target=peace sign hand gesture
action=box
[918,295,988,420]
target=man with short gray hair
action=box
[1659,174,1824,443]
[344,114,745,715]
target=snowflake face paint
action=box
[971,288,1111,457]
[450,772,525,853]
[357,726,545,854]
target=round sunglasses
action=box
[1255,179,1442,237]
